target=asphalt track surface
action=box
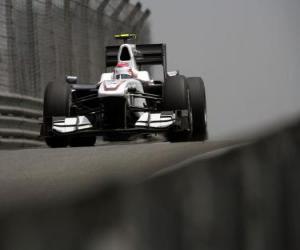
[0,139,238,209]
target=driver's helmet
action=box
[114,62,134,80]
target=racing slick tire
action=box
[43,82,70,148]
[69,136,96,147]
[163,75,188,111]
[164,75,190,142]
[186,77,208,141]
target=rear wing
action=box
[106,44,167,76]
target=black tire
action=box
[69,136,96,147]
[102,134,131,142]
[164,75,190,142]
[43,82,70,148]
[163,75,187,111]
[186,77,208,141]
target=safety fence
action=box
[0,0,150,97]
[0,93,43,148]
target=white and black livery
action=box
[41,34,207,147]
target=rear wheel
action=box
[186,77,208,141]
[163,75,187,111]
[43,82,70,148]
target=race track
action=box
[0,140,237,209]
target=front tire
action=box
[43,82,70,148]
[186,77,208,141]
[164,75,190,142]
[166,77,208,142]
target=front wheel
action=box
[166,77,208,142]
[164,75,190,142]
[186,77,208,141]
[43,82,70,148]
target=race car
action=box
[41,34,207,147]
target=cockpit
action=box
[113,62,134,80]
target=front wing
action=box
[49,112,177,136]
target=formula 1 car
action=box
[41,34,207,147]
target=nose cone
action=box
[98,79,129,97]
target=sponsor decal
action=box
[103,80,126,91]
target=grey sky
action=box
[133,0,300,138]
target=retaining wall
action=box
[0,119,299,250]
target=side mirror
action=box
[66,76,78,84]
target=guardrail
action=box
[0,92,44,148]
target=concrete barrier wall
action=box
[0,119,299,250]
[0,93,43,148]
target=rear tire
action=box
[186,77,208,141]
[43,82,70,148]
[163,75,187,111]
